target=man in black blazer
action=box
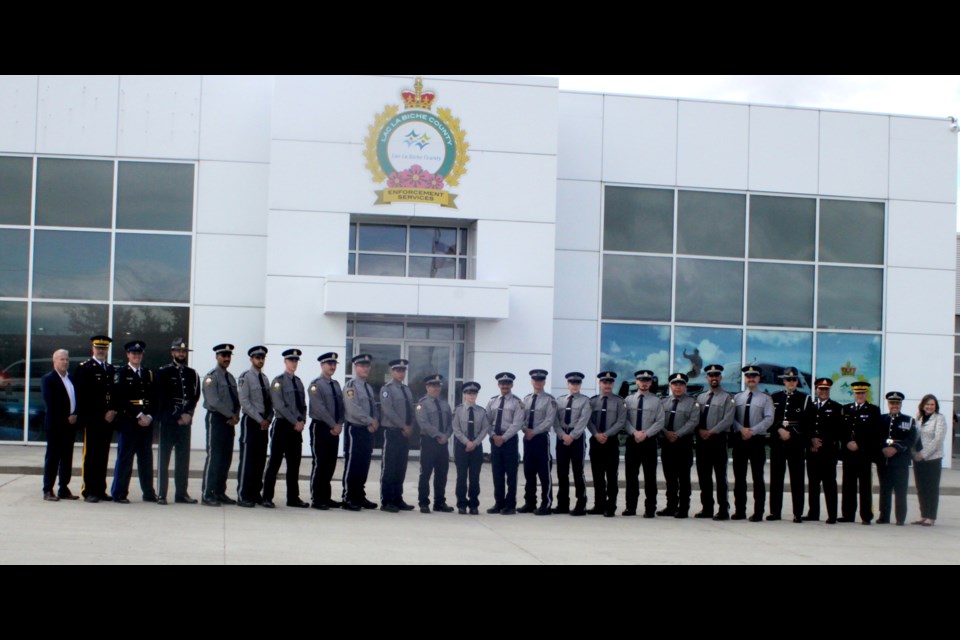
[41,349,79,501]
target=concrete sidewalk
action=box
[1,444,957,565]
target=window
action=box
[677,190,745,258]
[601,255,672,322]
[348,222,469,279]
[749,195,815,261]
[603,186,673,253]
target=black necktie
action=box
[564,396,573,425]
[667,398,678,431]
[528,394,537,428]
[401,385,412,425]
[227,374,240,414]
[495,396,505,435]
[293,377,305,418]
[434,398,444,434]
[365,383,375,417]
[599,396,608,433]
[744,392,753,429]
[258,373,272,417]
[468,406,475,439]
[332,380,342,423]
[637,393,644,430]
[701,392,713,426]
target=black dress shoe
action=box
[469,507,479,515]
[535,507,552,516]
[115,498,131,504]
[487,505,503,514]
[201,497,221,507]
[731,512,747,520]
[876,519,890,524]
[327,499,343,508]
[792,517,802,523]
[361,499,378,510]
[434,504,455,513]
[381,504,400,513]
[552,506,570,514]
[694,511,714,519]
[861,520,872,526]
[571,507,587,516]
[656,508,676,517]
[801,515,820,522]
[765,515,781,521]
[217,495,237,505]
[420,504,431,514]
[175,495,198,504]
[458,507,467,514]
[238,500,256,508]
[287,499,309,508]
[837,517,855,523]
[643,511,656,518]
[500,507,516,515]
[100,494,113,502]
[713,512,730,521]
[622,509,637,516]
[261,500,276,509]
[674,512,688,519]
[311,502,330,510]
[84,495,100,503]
[397,502,415,511]
[156,497,168,505]
[342,501,361,511]
[604,510,616,518]
[587,505,606,515]
[826,518,837,524]
[43,491,60,502]
[58,490,80,500]
[517,504,536,514]
[142,494,158,503]
[748,514,763,522]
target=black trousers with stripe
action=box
[81,418,112,499]
[490,436,519,509]
[624,436,659,512]
[202,413,235,500]
[262,418,302,503]
[419,436,450,506]
[454,440,483,509]
[237,415,269,503]
[769,439,806,519]
[343,424,372,504]
[380,427,410,506]
[878,464,910,524]
[555,433,586,509]
[840,451,873,522]
[661,435,694,514]
[310,420,340,506]
[111,418,155,501]
[522,432,552,508]
[731,434,766,516]
[806,447,838,521]
[695,433,729,515]
[157,418,191,500]
[589,435,619,510]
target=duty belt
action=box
[129,399,146,406]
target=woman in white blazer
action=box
[912,394,947,526]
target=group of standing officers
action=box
[41,335,922,527]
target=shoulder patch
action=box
[204,376,214,386]
[382,390,389,398]
[238,377,246,387]
[416,403,422,411]
[346,388,355,399]
[310,384,317,394]
[519,400,525,411]
[272,381,281,390]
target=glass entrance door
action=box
[407,344,451,401]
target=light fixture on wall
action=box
[949,116,958,133]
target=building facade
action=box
[0,75,955,464]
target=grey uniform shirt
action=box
[202,366,239,419]
[380,379,414,429]
[343,377,378,426]
[416,394,453,439]
[485,393,525,441]
[553,393,591,439]
[308,375,342,426]
[238,367,273,424]
[271,372,305,424]
[696,388,736,434]
[660,395,701,438]
[522,391,557,436]
[451,403,490,446]
[588,394,626,437]
[624,390,666,437]
[733,389,775,436]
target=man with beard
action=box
[155,338,200,505]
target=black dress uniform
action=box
[379,359,415,512]
[342,353,380,510]
[155,338,201,504]
[877,392,918,526]
[75,335,115,501]
[416,374,454,512]
[694,365,735,520]
[658,373,700,518]
[263,349,309,508]
[554,372,592,515]
[485,372,525,514]
[589,372,626,517]
[520,369,556,515]
[110,341,157,503]
[806,378,843,523]
[307,352,343,510]
[768,368,813,522]
[201,344,240,506]
[839,381,883,524]
[452,382,489,514]
[237,346,274,506]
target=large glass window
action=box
[816,332,881,405]
[0,229,30,297]
[36,158,113,228]
[747,262,814,328]
[0,156,33,225]
[746,330,813,393]
[349,222,469,279]
[0,302,28,441]
[114,234,192,303]
[32,230,111,300]
[603,186,673,254]
[113,305,190,371]
[117,162,195,231]
[673,326,742,393]
[677,191,745,257]
[602,255,672,322]
[819,200,884,265]
[749,195,816,261]
[600,323,671,394]
[675,258,743,325]
[817,266,883,331]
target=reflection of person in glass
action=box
[76,335,116,502]
[731,365,774,522]
[839,381,882,524]
[912,394,947,527]
[805,378,843,524]
[682,348,702,379]
[877,391,916,526]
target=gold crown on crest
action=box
[401,77,435,110]
[840,360,856,376]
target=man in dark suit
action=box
[41,349,79,501]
